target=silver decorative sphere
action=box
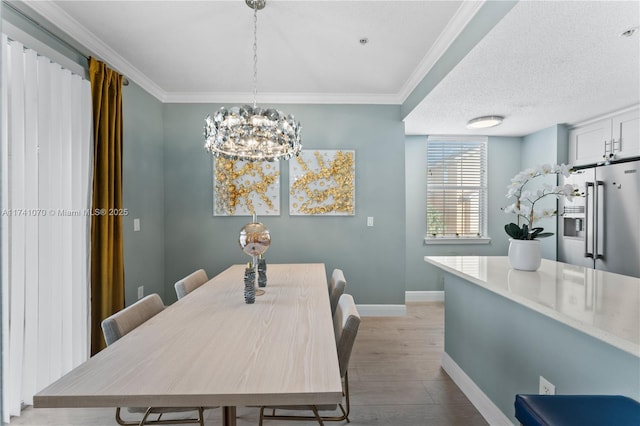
[239,222,271,257]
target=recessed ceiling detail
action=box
[20,1,640,138]
[28,0,478,105]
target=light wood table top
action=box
[34,263,343,425]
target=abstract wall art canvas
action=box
[213,157,280,216]
[289,150,355,216]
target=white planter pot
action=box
[508,238,541,271]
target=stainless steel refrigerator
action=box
[558,159,640,278]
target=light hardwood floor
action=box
[11,302,487,426]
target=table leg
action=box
[222,406,237,426]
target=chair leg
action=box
[115,407,127,426]
[198,407,205,426]
[259,372,353,423]
[138,407,154,426]
[116,407,140,426]
[328,371,351,422]
[115,406,206,426]
[310,405,325,426]
[342,372,351,422]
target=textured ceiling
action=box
[404,1,640,136]
[20,0,640,137]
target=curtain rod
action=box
[2,0,129,85]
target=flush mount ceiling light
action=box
[204,0,302,162]
[466,115,504,129]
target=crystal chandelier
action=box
[204,0,302,162]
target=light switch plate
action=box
[134,218,140,232]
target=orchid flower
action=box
[503,163,579,240]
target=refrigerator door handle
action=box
[584,182,595,258]
[595,180,605,260]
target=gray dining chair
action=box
[174,269,208,300]
[329,268,347,317]
[259,293,361,425]
[101,294,206,426]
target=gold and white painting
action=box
[289,150,355,216]
[213,157,280,216]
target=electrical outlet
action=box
[137,286,144,300]
[367,217,374,227]
[539,376,555,395]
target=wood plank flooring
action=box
[11,302,487,425]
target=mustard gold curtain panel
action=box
[88,57,125,355]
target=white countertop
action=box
[424,256,640,357]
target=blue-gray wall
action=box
[520,124,570,260]
[444,272,640,423]
[0,0,575,307]
[162,103,406,305]
[122,83,166,304]
[405,135,522,291]
[405,125,570,293]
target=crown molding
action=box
[24,0,479,106]
[23,0,166,101]
[162,91,402,105]
[397,0,484,102]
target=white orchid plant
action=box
[504,163,579,240]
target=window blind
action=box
[2,37,92,422]
[426,138,487,238]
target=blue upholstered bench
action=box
[514,394,640,426]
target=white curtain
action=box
[1,36,93,423]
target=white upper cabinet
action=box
[569,119,612,166]
[612,109,640,160]
[569,106,640,167]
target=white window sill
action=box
[424,237,492,245]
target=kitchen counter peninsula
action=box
[424,256,640,425]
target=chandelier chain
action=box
[203,0,302,162]
[252,3,258,109]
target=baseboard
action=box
[405,290,444,302]
[355,292,443,315]
[356,304,407,317]
[441,352,513,426]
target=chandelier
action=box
[204,0,302,162]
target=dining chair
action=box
[101,293,206,426]
[328,268,347,317]
[174,269,208,300]
[259,293,361,425]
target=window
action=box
[425,136,489,244]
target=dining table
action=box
[34,263,343,426]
